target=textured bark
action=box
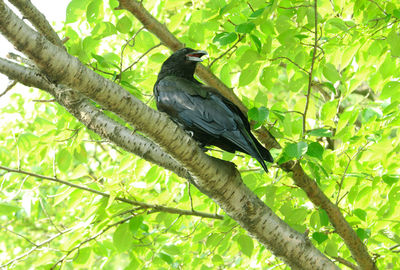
[0,1,339,268]
[0,57,190,180]
[116,1,377,269]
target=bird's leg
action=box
[185,130,194,137]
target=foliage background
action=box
[0,0,400,269]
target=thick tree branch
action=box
[0,2,338,268]
[116,1,376,269]
[8,0,64,48]
[0,165,222,220]
[280,161,376,270]
[0,57,191,180]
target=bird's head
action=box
[158,48,208,81]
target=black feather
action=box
[154,48,273,173]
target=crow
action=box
[153,48,273,173]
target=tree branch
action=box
[116,1,376,269]
[333,256,360,270]
[0,57,191,180]
[51,215,134,269]
[0,2,338,268]
[269,56,309,74]
[208,35,244,68]
[0,165,222,220]
[0,228,72,268]
[8,0,64,48]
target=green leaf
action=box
[389,186,400,204]
[238,49,259,68]
[212,254,224,265]
[74,247,91,264]
[163,245,181,256]
[361,107,382,123]
[113,223,132,252]
[321,100,338,124]
[382,174,400,185]
[158,252,173,264]
[284,141,308,159]
[248,106,269,129]
[249,8,265,18]
[356,228,370,241]
[381,81,400,101]
[307,128,333,137]
[306,142,324,160]
[86,0,103,23]
[57,148,72,173]
[213,32,237,45]
[239,64,260,86]
[319,209,329,227]
[237,234,253,257]
[326,18,348,32]
[393,9,400,19]
[312,232,328,244]
[354,209,367,221]
[260,67,276,88]
[235,22,255,33]
[250,34,261,52]
[116,16,132,33]
[17,133,38,151]
[189,23,205,43]
[66,0,90,23]
[387,30,400,57]
[323,63,341,83]
[325,240,338,257]
[260,20,275,35]
[0,203,20,216]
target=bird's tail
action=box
[230,130,271,173]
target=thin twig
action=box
[302,0,318,138]
[336,143,369,205]
[269,57,309,74]
[247,2,255,12]
[278,5,312,9]
[0,80,17,98]
[0,224,37,246]
[0,228,72,268]
[122,43,162,73]
[32,99,55,102]
[119,26,145,77]
[188,182,194,212]
[50,216,134,269]
[39,198,62,233]
[208,35,244,68]
[333,256,359,270]
[0,165,223,220]
[367,0,387,15]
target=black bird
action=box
[153,48,273,173]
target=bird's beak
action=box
[186,50,208,62]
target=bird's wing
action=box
[155,76,240,135]
[154,76,261,155]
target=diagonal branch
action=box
[0,165,223,220]
[50,215,134,269]
[0,228,72,268]
[8,0,64,48]
[116,0,377,269]
[0,57,191,180]
[208,35,244,68]
[0,2,338,268]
